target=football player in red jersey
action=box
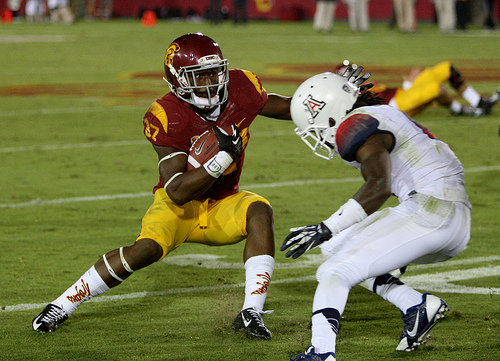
[32,32,293,340]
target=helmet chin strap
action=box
[193,93,219,108]
[192,94,221,121]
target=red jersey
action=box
[143,68,268,200]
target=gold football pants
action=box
[394,61,452,114]
[136,188,270,259]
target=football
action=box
[187,125,232,170]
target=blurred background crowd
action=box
[0,0,498,32]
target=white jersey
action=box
[334,105,470,207]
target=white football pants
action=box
[315,192,470,315]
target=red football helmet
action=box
[164,33,229,109]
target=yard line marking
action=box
[0,178,358,209]
[0,178,363,208]
[0,35,77,43]
[403,266,500,295]
[2,276,315,313]
[0,140,147,153]
[0,165,498,209]
[163,254,500,270]
[2,256,498,313]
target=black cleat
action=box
[232,307,272,340]
[397,293,449,351]
[477,88,500,116]
[32,304,68,333]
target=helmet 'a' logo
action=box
[165,42,180,67]
[303,95,326,122]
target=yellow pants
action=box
[394,61,452,114]
[136,188,270,259]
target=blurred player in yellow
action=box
[337,61,499,117]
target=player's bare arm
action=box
[353,133,394,215]
[154,144,217,205]
[281,133,394,259]
[260,93,292,119]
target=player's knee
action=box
[317,261,362,288]
[128,239,164,268]
[247,201,273,225]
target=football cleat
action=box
[476,88,500,116]
[396,293,449,352]
[290,345,336,361]
[488,88,500,105]
[232,307,272,340]
[32,303,69,333]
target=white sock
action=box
[450,100,463,114]
[241,255,274,311]
[52,266,110,315]
[363,277,422,314]
[311,313,337,354]
[462,86,482,107]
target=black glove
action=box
[213,124,243,161]
[280,222,332,259]
[341,65,372,89]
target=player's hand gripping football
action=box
[341,65,373,91]
[280,222,333,259]
[213,124,243,161]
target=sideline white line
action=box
[1,166,498,209]
[0,105,143,118]
[0,276,311,313]
[0,131,291,153]
[0,140,147,153]
[0,35,77,43]
[2,256,498,313]
[0,178,363,208]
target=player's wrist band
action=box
[323,198,368,235]
[203,151,233,178]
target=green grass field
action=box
[0,18,499,361]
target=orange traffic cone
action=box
[141,10,156,28]
[1,8,13,24]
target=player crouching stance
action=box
[32,32,296,340]
[281,72,471,360]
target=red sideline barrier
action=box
[0,0,438,21]
[107,0,436,21]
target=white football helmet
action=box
[291,72,360,160]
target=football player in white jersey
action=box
[281,72,471,361]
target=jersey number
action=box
[144,118,159,142]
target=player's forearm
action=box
[163,169,215,205]
[260,94,292,120]
[353,177,392,215]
